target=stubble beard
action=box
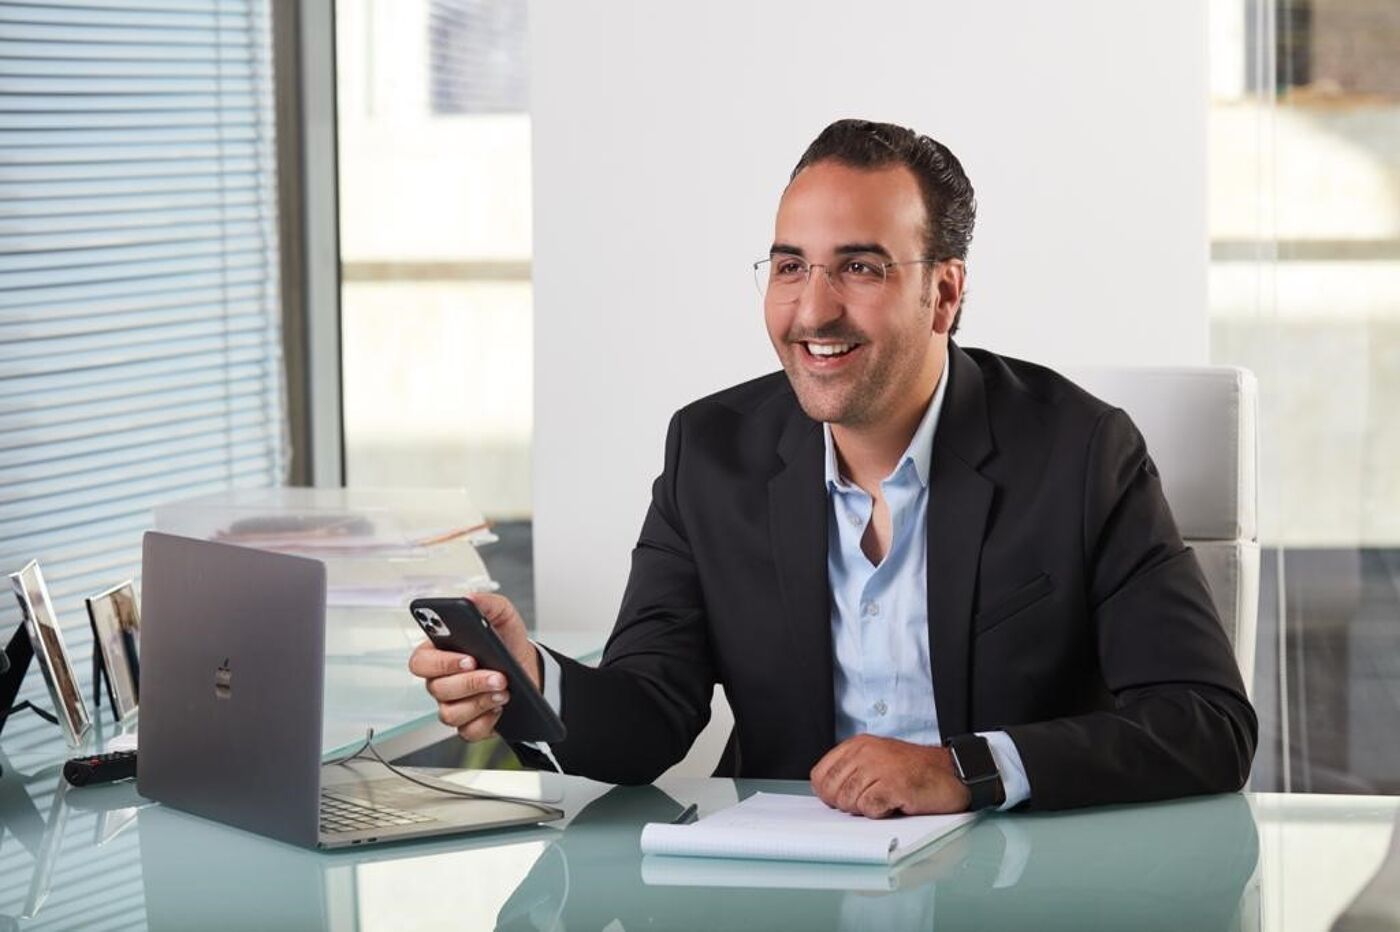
[783,345,894,428]
[776,297,935,428]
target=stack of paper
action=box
[154,487,500,610]
[639,792,976,865]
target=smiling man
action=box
[410,119,1257,814]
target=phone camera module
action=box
[414,608,449,637]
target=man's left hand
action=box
[810,735,972,818]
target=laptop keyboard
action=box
[319,791,436,835]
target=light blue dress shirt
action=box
[823,368,1030,810]
[536,367,1031,808]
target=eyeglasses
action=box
[753,254,942,304]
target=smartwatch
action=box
[946,733,1006,811]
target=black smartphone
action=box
[409,597,566,743]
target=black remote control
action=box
[63,750,137,787]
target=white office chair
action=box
[667,365,1262,778]
[1068,366,1260,697]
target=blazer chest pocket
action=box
[974,572,1054,636]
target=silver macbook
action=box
[137,531,561,849]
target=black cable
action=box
[0,701,58,728]
[325,728,560,818]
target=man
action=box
[410,119,1257,814]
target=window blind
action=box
[428,0,529,114]
[0,0,286,779]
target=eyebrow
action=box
[766,242,893,260]
[835,242,892,259]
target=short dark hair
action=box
[790,119,975,333]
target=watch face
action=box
[950,736,1006,810]
[952,748,973,781]
[951,737,1000,784]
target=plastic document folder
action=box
[639,792,976,865]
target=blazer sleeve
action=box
[1004,407,1258,810]
[534,411,717,784]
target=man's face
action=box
[764,160,955,428]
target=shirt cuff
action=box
[977,730,1031,810]
[520,641,565,772]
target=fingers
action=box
[810,736,866,807]
[466,592,523,631]
[810,736,914,817]
[818,742,879,814]
[411,640,514,744]
[819,750,865,811]
[809,738,856,791]
[458,707,504,742]
[834,763,879,813]
[853,782,898,819]
[464,592,542,691]
[424,669,509,703]
[436,689,511,734]
[409,642,476,678]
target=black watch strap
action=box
[947,733,1006,811]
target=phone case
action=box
[409,598,567,743]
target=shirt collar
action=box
[823,361,949,491]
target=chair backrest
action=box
[1066,366,1259,696]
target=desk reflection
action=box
[124,778,1259,932]
[136,800,560,932]
[0,752,147,926]
[499,786,1260,932]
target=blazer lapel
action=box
[927,344,995,738]
[768,409,836,750]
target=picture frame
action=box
[85,581,141,722]
[8,561,91,747]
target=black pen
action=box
[671,803,699,825]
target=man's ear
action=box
[931,260,965,335]
[932,298,959,335]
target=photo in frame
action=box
[8,561,91,747]
[85,581,140,722]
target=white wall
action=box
[531,0,1209,631]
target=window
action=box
[336,0,533,519]
[1210,0,1400,793]
[0,0,286,755]
[428,0,528,115]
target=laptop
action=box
[137,530,562,849]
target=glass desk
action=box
[0,606,1394,931]
[1,749,1396,931]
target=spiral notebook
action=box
[639,792,977,865]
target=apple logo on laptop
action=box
[215,658,232,700]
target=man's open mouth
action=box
[802,341,860,359]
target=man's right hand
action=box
[407,593,542,742]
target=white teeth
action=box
[806,342,855,357]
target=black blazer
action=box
[530,344,1257,810]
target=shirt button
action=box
[873,700,888,717]
[863,601,879,617]
[847,512,862,528]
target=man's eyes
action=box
[768,256,886,278]
[840,258,883,278]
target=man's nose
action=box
[794,265,843,325]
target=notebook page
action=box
[639,792,976,865]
